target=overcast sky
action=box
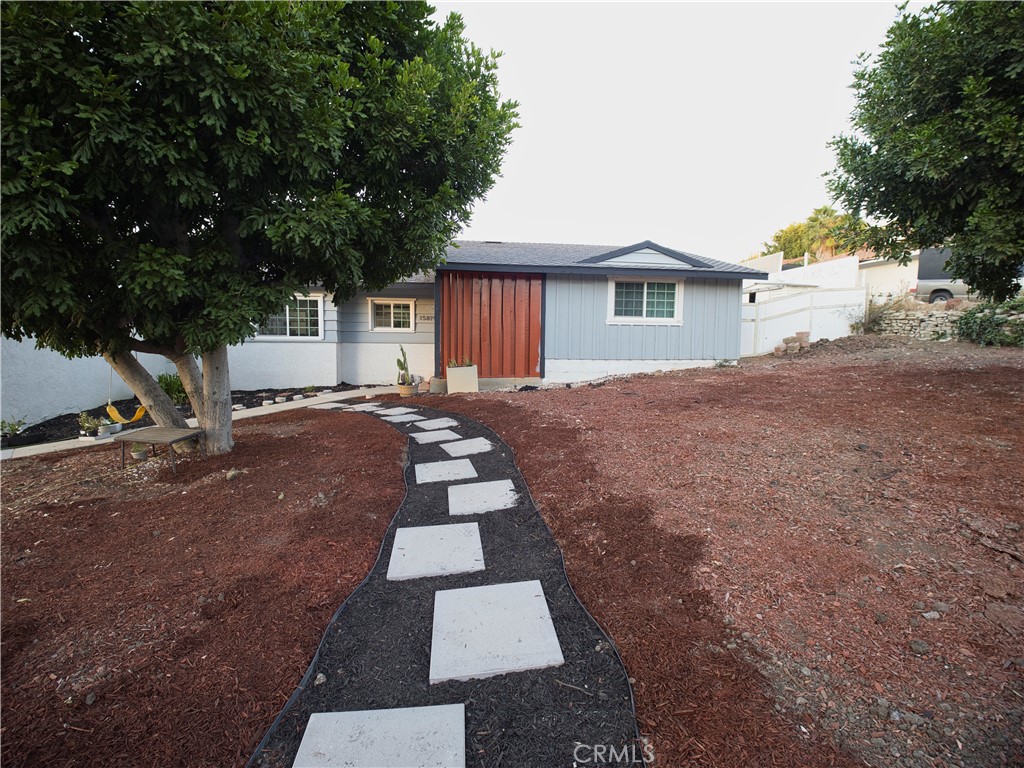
[432,1,909,263]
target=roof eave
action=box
[438,262,768,281]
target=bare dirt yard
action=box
[2,337,1022,767]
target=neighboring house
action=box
[0,240,764,424]
[857,253,920,303]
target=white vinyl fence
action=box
[741,286,866,357]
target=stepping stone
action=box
[410,429,462,445]
[416,417,460,431]
[345,403,383,412]
[448,479,519,516]
[440,437,493,458]
[415,459,477,484]
[382,414,426,424]
[377,406,417,416]
[387,523,484,581]
[292,703,465,768]
[430,580,564,684]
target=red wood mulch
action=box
[3,338,1021,768]
[427,338,1024,768]
[1,409,406,768]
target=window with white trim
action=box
[609,279,680,323]
[369,299,415,332]
[258,296,323,338]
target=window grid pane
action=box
[372,300,413,330]
[260,313,287,336]
[392,303,411,328]
[614,282,644,317]
[291,298,319,336]
[645,282,675,318]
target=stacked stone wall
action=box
[875,310,962,339]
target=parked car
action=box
[911,248,972,303]
[911,247,1023,303]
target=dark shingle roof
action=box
[442,240,767,280]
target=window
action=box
[258,296,322,338]
[609,280,680,323]
[369,299,415,332]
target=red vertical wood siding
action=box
[440,271,542,379]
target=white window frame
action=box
[255,294,326,341]
[606,277,683,325]
[368,298,416,333]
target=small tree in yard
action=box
[828,1,1024,302]
[1,2,518,454]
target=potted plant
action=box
[78,412,102,438]
[446,356,479,394]
[97,418,119,437]
[1,419,25,448]
[396,345,417,397]
[130,442,149,461]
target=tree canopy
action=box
[1,1,518,452]
[828,1,1024,301]
[761,206,865,262]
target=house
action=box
[430,240,765,385]
[227,240,765,389]
[0,240,764,424]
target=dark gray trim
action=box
[539,274,547,379]
[433,276,442,379]
[438,263,768,281]
[580,240,710,268]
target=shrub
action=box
[955,296,1024,347]
[158,373,189,405]
[1,418,25,437]
[850,296,902,334]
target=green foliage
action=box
[850,296,902,335]
[762,206,867,262]
[828,2,1024,301]
[1,2,519,360]
[1,418,26,437]
[78,412,103,432]
[447,356,473,368]
[955,296,1024,346]
[396,344,411,385]
[157,373,188,405]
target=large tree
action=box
[828,1,1024,301]
[1,1,517,453]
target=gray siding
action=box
[323,301,341,343]
[544,275,741,360]
[335,283,435,344]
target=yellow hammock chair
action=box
[106,363,147,424]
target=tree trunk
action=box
[201,346,234,455]
[173,346,234,456]
[104,351,189,429]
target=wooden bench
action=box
[113,427,206,473]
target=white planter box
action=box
[446,365,479,394]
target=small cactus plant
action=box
[396,345,412,385]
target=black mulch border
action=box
[10,386,361,445]
[248,402,641,767]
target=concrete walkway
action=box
[250,401,637,768]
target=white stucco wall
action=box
[543,358,716,384]
[227,340,339,390]
[337,342,434,386]
[0,337,175,426]
[858,258,919,302]
[773,256,860,288]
